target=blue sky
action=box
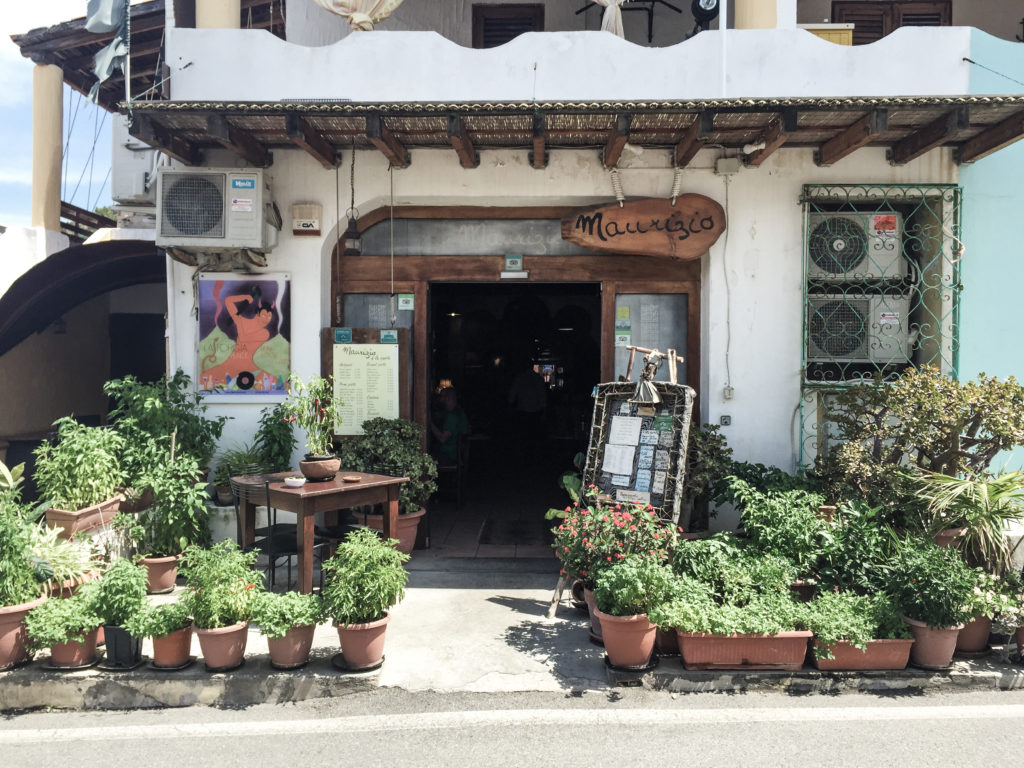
[0,2,122,228]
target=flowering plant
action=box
[281,373,341,457]
[551,488,676,588]
[179,540,263,629]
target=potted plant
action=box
[0,475,46,669]
[282,373,342,481]
[805,591,913,670]
[33,417,126,538]
[889,537,978,669]
[24,521,101,598]
[124,600,194,669]
[212,442,266,506]
[137,452,212,593]
[592,554,677,669]
[251,590,322,669]
[337,417,437,553]
[180,540,262,671]
[321,528,409,670]
[955,570,1016,655]
[24,586,102,668]
[92,557,149,668]
[255,402,298,473]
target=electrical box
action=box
[110,114,157,205]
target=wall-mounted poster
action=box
[198,275,290,395]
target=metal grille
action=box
[160,173,225,238]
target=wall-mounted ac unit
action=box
[156,167,278,252]
[807,212,905,280]
[806,294,911,364]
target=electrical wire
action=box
[721,173,732,391]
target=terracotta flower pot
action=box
[812,638,913,671]
[45,496,122,539]
[677,631,813,671]
[0,595,45,670]
[48,570,102,600]
[790,580,816,603]
[267,624,316,669]
[582,588,603,644]
[141,555,180,594]
[933,527,967,548]
[336,612,391,670]
[593,608,657,669]
[363,507,426,554]
[955,615,992,655]
[299,456,341,482]
[903,615,962,669]
[50,627,100,668]
[1016,626,1024,659]
[195,621,249,671]
[152,625,193,669]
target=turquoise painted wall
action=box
[961,30,1024,470]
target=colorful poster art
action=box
[198,275,290,395]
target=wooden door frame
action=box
[333,206,702,432]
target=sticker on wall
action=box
[380,329,399,344]
[873,215,899,238]
[879,312,900,324]
[397,294,415,311]
[617,306,631,320]
[504,254,523,272]
[615,332,631,347]
[334,327,353,344]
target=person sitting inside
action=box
[430,386,470,465]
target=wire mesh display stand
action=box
[547,347,695,619]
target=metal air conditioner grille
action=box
[160,173,225,238]
[808,298,868,359]
[809,216,868,275]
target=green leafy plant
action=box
[0,509,41,607]
[180,541,262,629]
[889,538,978,628]
[25,524,100,596]
[816,501,899,595]
[803,591,910,659]
[124,600,191,639]
[321,528,409,626]
[255,403,297,472]
[962,569,1017,620]
[281,373,340,457]
[251,590,322,639]
[551,493,675,589]
[671,534,796,606]
[593,554,677,617]
[93,558,148,627]
[653,588,807,636]
[683,424,734,512]
[212,442,267,488]
[24,589,101,651]
[0,460,27,515]
[138,454,211,557]
[33,417,125,510]
[544,452,585,521]
[337,417,437,514]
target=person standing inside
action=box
[508,362,548,460]
[430,386,470,466]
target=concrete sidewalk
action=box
[2,557,1024,712]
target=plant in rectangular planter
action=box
[804,591,913,670]
[34,417,126,538]
[251,590,323,669]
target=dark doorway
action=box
[109,313,166,383]
[426,283,601,557]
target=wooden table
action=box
[233,471,409,594]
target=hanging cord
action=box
[669,166,684,205]
[124,0,132,108]
[334,163,341,325]
[389,164,396,327]
[609,167,625,207]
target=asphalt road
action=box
[4,688,1023,767]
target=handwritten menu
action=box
[333,344,400,435]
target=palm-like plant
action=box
[914,469,1024,576]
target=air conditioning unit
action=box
[156,167,279,252]
[807,212,905,280]
[806,294,911,364]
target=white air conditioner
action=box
[806,294,911,364]
[156,167,279,252]
[807,212,905,280]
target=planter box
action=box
[45,496,122,539]
[676,630,812,671]
[811,638,913,671]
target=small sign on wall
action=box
[292,203,322,236]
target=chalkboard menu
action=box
[581,381,695,523]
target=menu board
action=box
[333,344,400,435]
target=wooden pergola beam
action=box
[603,114,631,168]
[286,114,338,169]
[207,115,271,167]
[956,109,1024,165]
[745,108,798,167]
[673,118,704,168]
[890,107,969,165]
[530,113,548,169]
[366,114,409,168]
[129,114,199,166]
[448,116,479,168]
[816,108,888,167]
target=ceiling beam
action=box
[603,114,631,168]
[673,118,704,168]
[286,114,338,169]
[955,109,1024,164]
[366,114,409,168]
[816,108,888,167]
[448,116,479,168]
[129,115,199,166]
[744,108,798,167]
[890,106,970,165]
[207,115,271,167]
[530,113,548,169]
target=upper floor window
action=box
[831,1,951,45]
[472,4,545,48]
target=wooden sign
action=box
[561,194,726,260]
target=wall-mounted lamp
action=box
[343,140,361,255]
[742,140,767,155]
